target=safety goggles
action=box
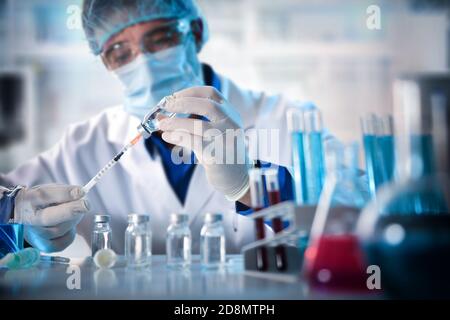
[101,19,191,70]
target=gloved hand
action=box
[159,86,250,202]
[14,184,90,253]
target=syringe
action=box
[82,96,176,195]
[82,133,142,194]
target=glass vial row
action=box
[93,212,226,269]
[167,212,226,269]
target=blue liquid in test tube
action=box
[362,115,395,199]
[363,134,395,197]
[303,130,325,204]
[288,107,325,205]
[291,131,307,204]
[378,135,395,182]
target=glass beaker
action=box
[357,73,450,298]
[304,141,370,291]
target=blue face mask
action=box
[114,39,203,119]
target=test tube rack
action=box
[242,201,316,282]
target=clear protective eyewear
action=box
[101,19,192,70]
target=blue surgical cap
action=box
[82,0,209,55]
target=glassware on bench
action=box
[357,74,450,299]
[305,141,370,291]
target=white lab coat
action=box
[1,74,298,256]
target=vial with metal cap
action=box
[200,212,226,269]
[137,96,176,139]
[125,214,152,268]
[91,214,112,257]
[166,213,191,268]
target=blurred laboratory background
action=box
[0,0,449,173]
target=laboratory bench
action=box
[0,255,380,300]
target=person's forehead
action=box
[103,19,176,50]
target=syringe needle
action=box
[82,133,142,194]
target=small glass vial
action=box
[125,214,152,268]
[137,97,176,139]
[91,215,112,257]
[166,213,191,268]
[200,213,226,269]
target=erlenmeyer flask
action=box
[304,141,370,291]
[357,74,450,298]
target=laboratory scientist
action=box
[0,0,302,256]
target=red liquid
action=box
[255,217,266,239]
[267,190,287,270]
[268,190,281,206]
[270,217,287,271]
[305,234,368,292]
[254,209,268,271]
[271,217,283,234]
[268,191,283,233]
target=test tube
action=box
[249,168,265,211]
[361,114,395,198]
[264,168,287,271]
[265,169,283,229]
[378,115,395,182]
[249,168,268,271]
[303,109,325,205]
[287,108,307,205]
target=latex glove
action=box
[159,86,250,202]
[14,184,90,253]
